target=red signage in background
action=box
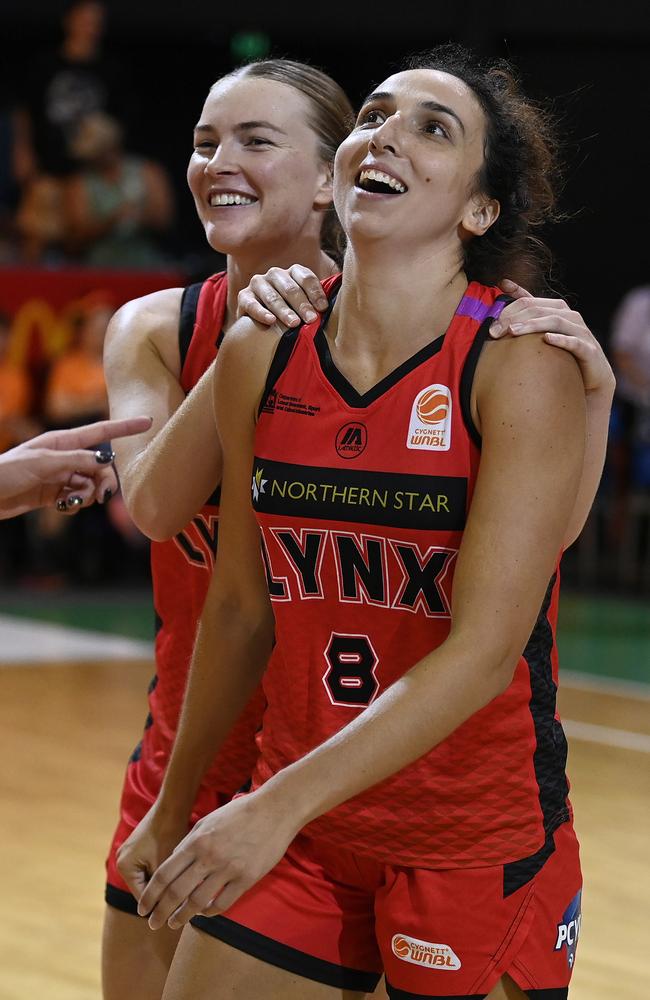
[0,267,187,367]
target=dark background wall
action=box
[3,0,649,339]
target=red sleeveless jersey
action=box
[251,277,571,869]
[148,272,264,794]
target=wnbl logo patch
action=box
[407,384,452,451]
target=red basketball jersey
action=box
[251,277,571,869]
[149,272,264,794]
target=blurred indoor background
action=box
[0,2,648,997]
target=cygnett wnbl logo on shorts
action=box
[554,889,582,968]
[391,934,461,970]
[407,384,452,451]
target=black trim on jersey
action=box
[191,915,381,992]
[386,989,566,1000]
[503,829,556,897]
[459,294,512,449]
[154,610,162,637]
[129,739,142,763]
[178,281,204,370]
[205,484,221,507]
[387,987,485,999]
[315,324,446,410]
[147,673,158,694]
[520,573,570,855]
[105,883,139,915]
[257,325,302,418]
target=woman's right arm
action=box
[116,318,280,900]
[103,289,223,540]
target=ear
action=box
[313,161,334,212]
[460,194,500,238]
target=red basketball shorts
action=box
[191,821,581,998]
[104,724,229,914]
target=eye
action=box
[194,140,216,152]
[357,108,386,128]
[423,120,449,139]
[244,136,274,147]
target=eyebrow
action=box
[193,120,288,136]
[360,91,466,135]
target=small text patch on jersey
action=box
[391,934,461,970]
[407,383,452,451]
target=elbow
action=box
[121,479,181,542]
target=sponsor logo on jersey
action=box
[262,388,277,413]
[252,467,267,503]
[335,422,367,459]
[407,383,452,451]
[391,934,461,970]
[261,391,320,417]
[251,458,467,531]
[554,889,582,969]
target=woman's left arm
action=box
[140,334,585,928]
[492,279,615,546]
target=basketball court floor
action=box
[0,589,648,999]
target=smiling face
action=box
[334,68,499,253]
[187,75,334,257]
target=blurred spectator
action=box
[64,111,175,268]
[15,0,125,181]
[12,0,133,263]
[609,284,650,492]
[43,291,110,427]
[0,312,40,453]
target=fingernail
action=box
[510,323,523,333]
[103,488,113,503]
[303,309,318,322]
[67,495,84,508]
[287,316,300,327]
[95,449,115,465]
[56,498,68,512]
[490,322,502,337]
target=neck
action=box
[331,238,468,360]
[224,241,336,331]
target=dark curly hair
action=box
[403,44,562,294]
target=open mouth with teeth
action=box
[209,193,258,207]
[356,169,407,194]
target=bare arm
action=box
[139,334,586,926]
[103,289,223,540]
[116,319,280,899]
[491,280,615,545]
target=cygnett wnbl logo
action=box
[554,889,582,968]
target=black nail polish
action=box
[95,449,115,465]
[103,488,113,503]
[56,498,68,512]
[67,495,84,508]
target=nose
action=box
[205,141,238,175]
[368,113,400,155]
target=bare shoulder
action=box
[478,331,582,398]
[474,332,583,435]
[219,315,286,375]
[104,287,184,370]
[215,316,286,420]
